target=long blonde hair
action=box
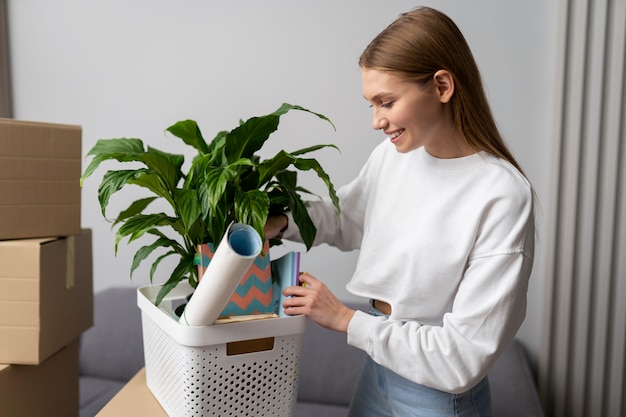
[359,7,525,175]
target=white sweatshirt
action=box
[283,141,535,394]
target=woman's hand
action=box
[264,214,288,240]
[282,273,355,333]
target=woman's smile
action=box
[387,129,405,143]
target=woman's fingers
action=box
[282,272,355,332]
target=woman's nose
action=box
[372,111,387,131]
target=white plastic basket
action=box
[137,282,307,417]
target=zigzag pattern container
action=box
[197,241,273,316]
[137,283,306,417]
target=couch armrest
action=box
[79,287,145,382]
[490,340,545,417]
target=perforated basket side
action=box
[142,311,186,416]
[181,335,302,417]
[141,311,303,417]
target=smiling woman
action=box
[0,0,11,117]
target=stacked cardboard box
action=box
[0,119,92,417]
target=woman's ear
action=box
[433,70,455,104]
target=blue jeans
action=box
[347,304,492,417]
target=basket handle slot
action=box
[226,337,275,356]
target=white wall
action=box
[7,0,560,361]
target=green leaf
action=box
[185,218,207,246]
[294,158,340,216]
[130,236,177,279]
[200,159,254,212]
[272,103,336,131]
[173,188,201,232]
[166,119,210,154]
[224,115,280,163]
[155,278,183,307]
[80,138,145,185]
[149,250,178,284]
[141,147,185,191]
[203,131,229,165]
[289,193,317,250]
[235,190,270,239]
[204,205,228,245]
[154,254,195,306]
[146,227,187,250]
[97,169,148,218]
[290,143,340,156]
[113,197,158,226]
[274,170,298,189]
[201,166,233,212]
[114,213,176,252]
[221,103,335,164]
[128,172,175,206]
[256,150,293,186]
[257,152,340,219]
[87,137,145,156]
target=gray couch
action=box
[79,287,545,417]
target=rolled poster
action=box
[179,223,262,326]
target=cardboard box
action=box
[0,340,79,417]
[0,229,93,364]
[0,118,81,240]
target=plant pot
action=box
[196,240,273,317]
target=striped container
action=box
[196,240,273,316]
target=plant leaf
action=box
[224,115,280,163]
[114,213,176,252]
[173,188,201,232]
[203,131,229,165]
[200,159,254,212]
[221,103,335,164]
[256,150,293,186]
[258,153,340,219]
[141,147,185,191]
[294,157,341,216]
[272,103,336,131]
[274,170,298,189]
[166,119,210,154]
[201,166,233,212]
[290,143,340,156]
[130,236,177,279]
[149,250,178,283]
[128,172,175,207]
[113,197,158,226]
[154,254,195,306]
[97,169,148,219]
[146,227,188,251]
[235,190,270,240]
[80,138,145,185]
[204,205,228,246]
[289,193,317,250]
[86,137,145,156]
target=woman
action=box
[266,7,534,416]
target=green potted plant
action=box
[80,103,340,306]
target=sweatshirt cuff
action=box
[281,211,302,241]
[346,310,374,355]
